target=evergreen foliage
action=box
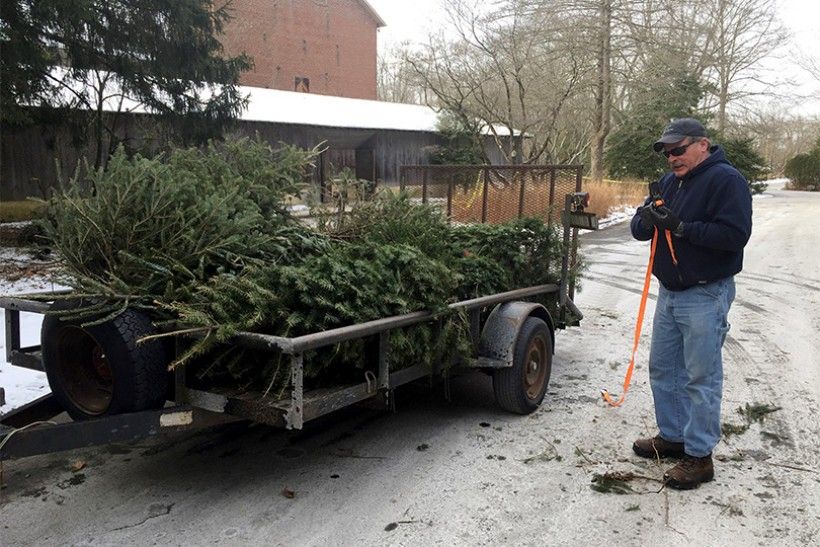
[604,71,769,195]
[605,73,704,181]
[784,137,820,190]
[0,0,252,165]
[428,113,486,165]
[38,139,567,395]
[40,137,321,320]
[449,219,563,296]
[718,135,769,194]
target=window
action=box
[295,77,310,93]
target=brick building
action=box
[220,0,385,100]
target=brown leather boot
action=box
[664,454,715,490]
[632,435,686,459]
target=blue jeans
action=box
[649,277,735,457]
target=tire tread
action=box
[42,306,168,420]
[493,317,552,414]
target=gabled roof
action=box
[357,0,386,27]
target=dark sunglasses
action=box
[662,140,698,158]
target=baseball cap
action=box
[653,118,708,152]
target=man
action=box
[629,118,752,489]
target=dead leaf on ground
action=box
[282,487,296,499]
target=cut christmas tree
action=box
[30,137,576,413]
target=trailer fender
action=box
[475,302,555,368]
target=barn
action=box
[1,85,518,200]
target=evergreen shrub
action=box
[784,138,820,190]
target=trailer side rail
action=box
[1,284,569,459]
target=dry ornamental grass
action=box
[583,179,648,218]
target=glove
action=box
[647,205,683,234]
[637,205,655,231]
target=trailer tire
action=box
[41,306,169,420]
[493,317,552,414]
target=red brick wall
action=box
[220,0,380,100]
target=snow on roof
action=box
[37,67,519,135]
[241,86,520,136]
[241,86,439,131]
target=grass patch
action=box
[583,179,647,219]
[0,200,44,222]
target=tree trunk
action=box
[590,0,612,183]
[718,78,729,134]
[94,94,104,173]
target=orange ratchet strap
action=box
[664,230,678,266]
[601,226,676,407]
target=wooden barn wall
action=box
[232,122,443,185]
[1,121,73,200]
[2,112,514,200]
[482,134,515,165]
[1,113,168,200]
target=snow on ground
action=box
[763,178,788,189]
[0,248,66,415]
[598,204,637,230]
[3,182,818,546]
[0,312,49,412]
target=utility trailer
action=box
[0,165,597,461]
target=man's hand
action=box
[647,205,683,234]
[638,204,684,235]
[637,205,655,231]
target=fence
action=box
[399,164,583,225]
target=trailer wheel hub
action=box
[524,337,547,400]
[56,326,114,416]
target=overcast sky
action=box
[368,0,820,117]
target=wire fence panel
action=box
[399,165,583,226]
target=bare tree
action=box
[377,43,429,104]
[383,0,795,178]
[797,55,820,84]
[523,0,616,179]
[402,0,590,164]
[614,0,715,97]
[702,0,788,133]
[590,0,612,181]
[738,108,820,174]
[529,0,713,178]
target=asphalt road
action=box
[1,186,818,546]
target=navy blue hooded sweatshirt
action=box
[630,145,752,291]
